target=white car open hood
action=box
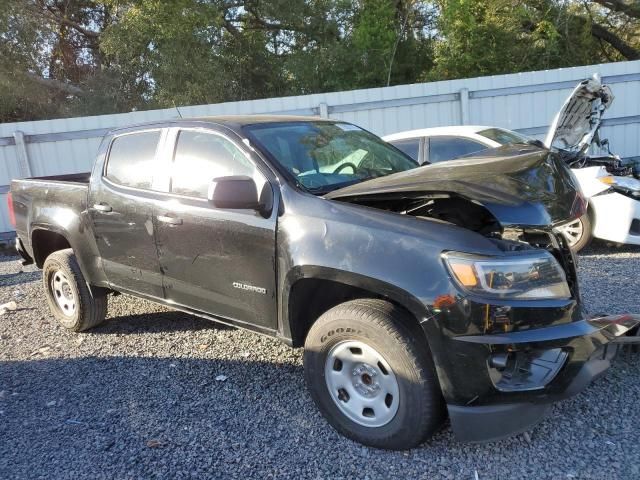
[544,75,614,153]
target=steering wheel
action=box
[359,153,395,172]
[332,162,358,174]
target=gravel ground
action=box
[1,243,639,480]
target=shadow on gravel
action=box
[0,356,308,479]
[1,355,639,480]
[0,254,19,263]
[90,309,233,335]
[580,240,640,256]
[0,270,41,288]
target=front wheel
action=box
[559,213,593,252]
[303,299,445,450]
[42,248,107,332]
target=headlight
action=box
[443,251,571,300]
[599,175,640,191]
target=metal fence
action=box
[1,59,639,234]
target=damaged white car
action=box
[384,76,640,251]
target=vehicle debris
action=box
[146,439,166,448]
[0,301,17,314]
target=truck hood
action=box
[543,75,613,153]
[325,144,585,229]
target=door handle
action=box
[157,214,183,225]
[93,203,112,213]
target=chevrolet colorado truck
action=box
[9,116,638,450]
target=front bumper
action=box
[590,191,640,245]
[433,313,639,442]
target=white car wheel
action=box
[559,214,592,252]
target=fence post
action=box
[13,131,32,178]
[459,88,470,125]
[318,102,329,118]
[13,130,32,178]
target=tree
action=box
[430,0,640,80]
[0,1,139,121]
[589,0,640,60]
[0,1,637,123]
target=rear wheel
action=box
[303,299,445,450]
[42,248,107,332]
[559,213,592,252]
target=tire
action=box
[303,299,445,450]
[42,248,107,332]
[560,213,593,252]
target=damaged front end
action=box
[545,74,636,178]
[326,143,586,249]
[327,144,640,441]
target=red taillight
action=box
[7,192,16,227]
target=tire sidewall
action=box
[572,213,593,252]
[304,315,433,447]
[43,255,83,330]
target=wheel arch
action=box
[281,266,431,348]
[29,221,108,287]
[31,227,72,268]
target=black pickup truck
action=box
[9,116,638,450]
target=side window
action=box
[171,130,256,198]
[428,137,487,163]
[105,131,161,189]
[390,138,420,162]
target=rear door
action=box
[88,129,167,298]
[154,127,278,331]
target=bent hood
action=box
[325,145,585,229]
[544,75,613,153]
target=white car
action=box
[384,77,640,251]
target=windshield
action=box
[477,128,532,145]
[244,121,418,193]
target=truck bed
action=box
[10,173,91,244]
[16,172,91,185]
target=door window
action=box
[428,136,486,163]
[171,130,257,198]
[105,131,162,189]
[390,138,420,162]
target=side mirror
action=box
[208,176,260,210]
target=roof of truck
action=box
[191,115,328,125]
[109,115,332,135]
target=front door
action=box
[154,128,278,331]
[88,129,165,298]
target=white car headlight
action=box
[599,175,640,191]
[443,251,571,300]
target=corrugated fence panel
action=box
[0,59,639,234]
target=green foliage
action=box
[0,0,638,123]
[430,0,628,80]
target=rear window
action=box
[390,138,420,162]
[106,131,161,189]
[428,136,486,163]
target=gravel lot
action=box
[1,244,639,480]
